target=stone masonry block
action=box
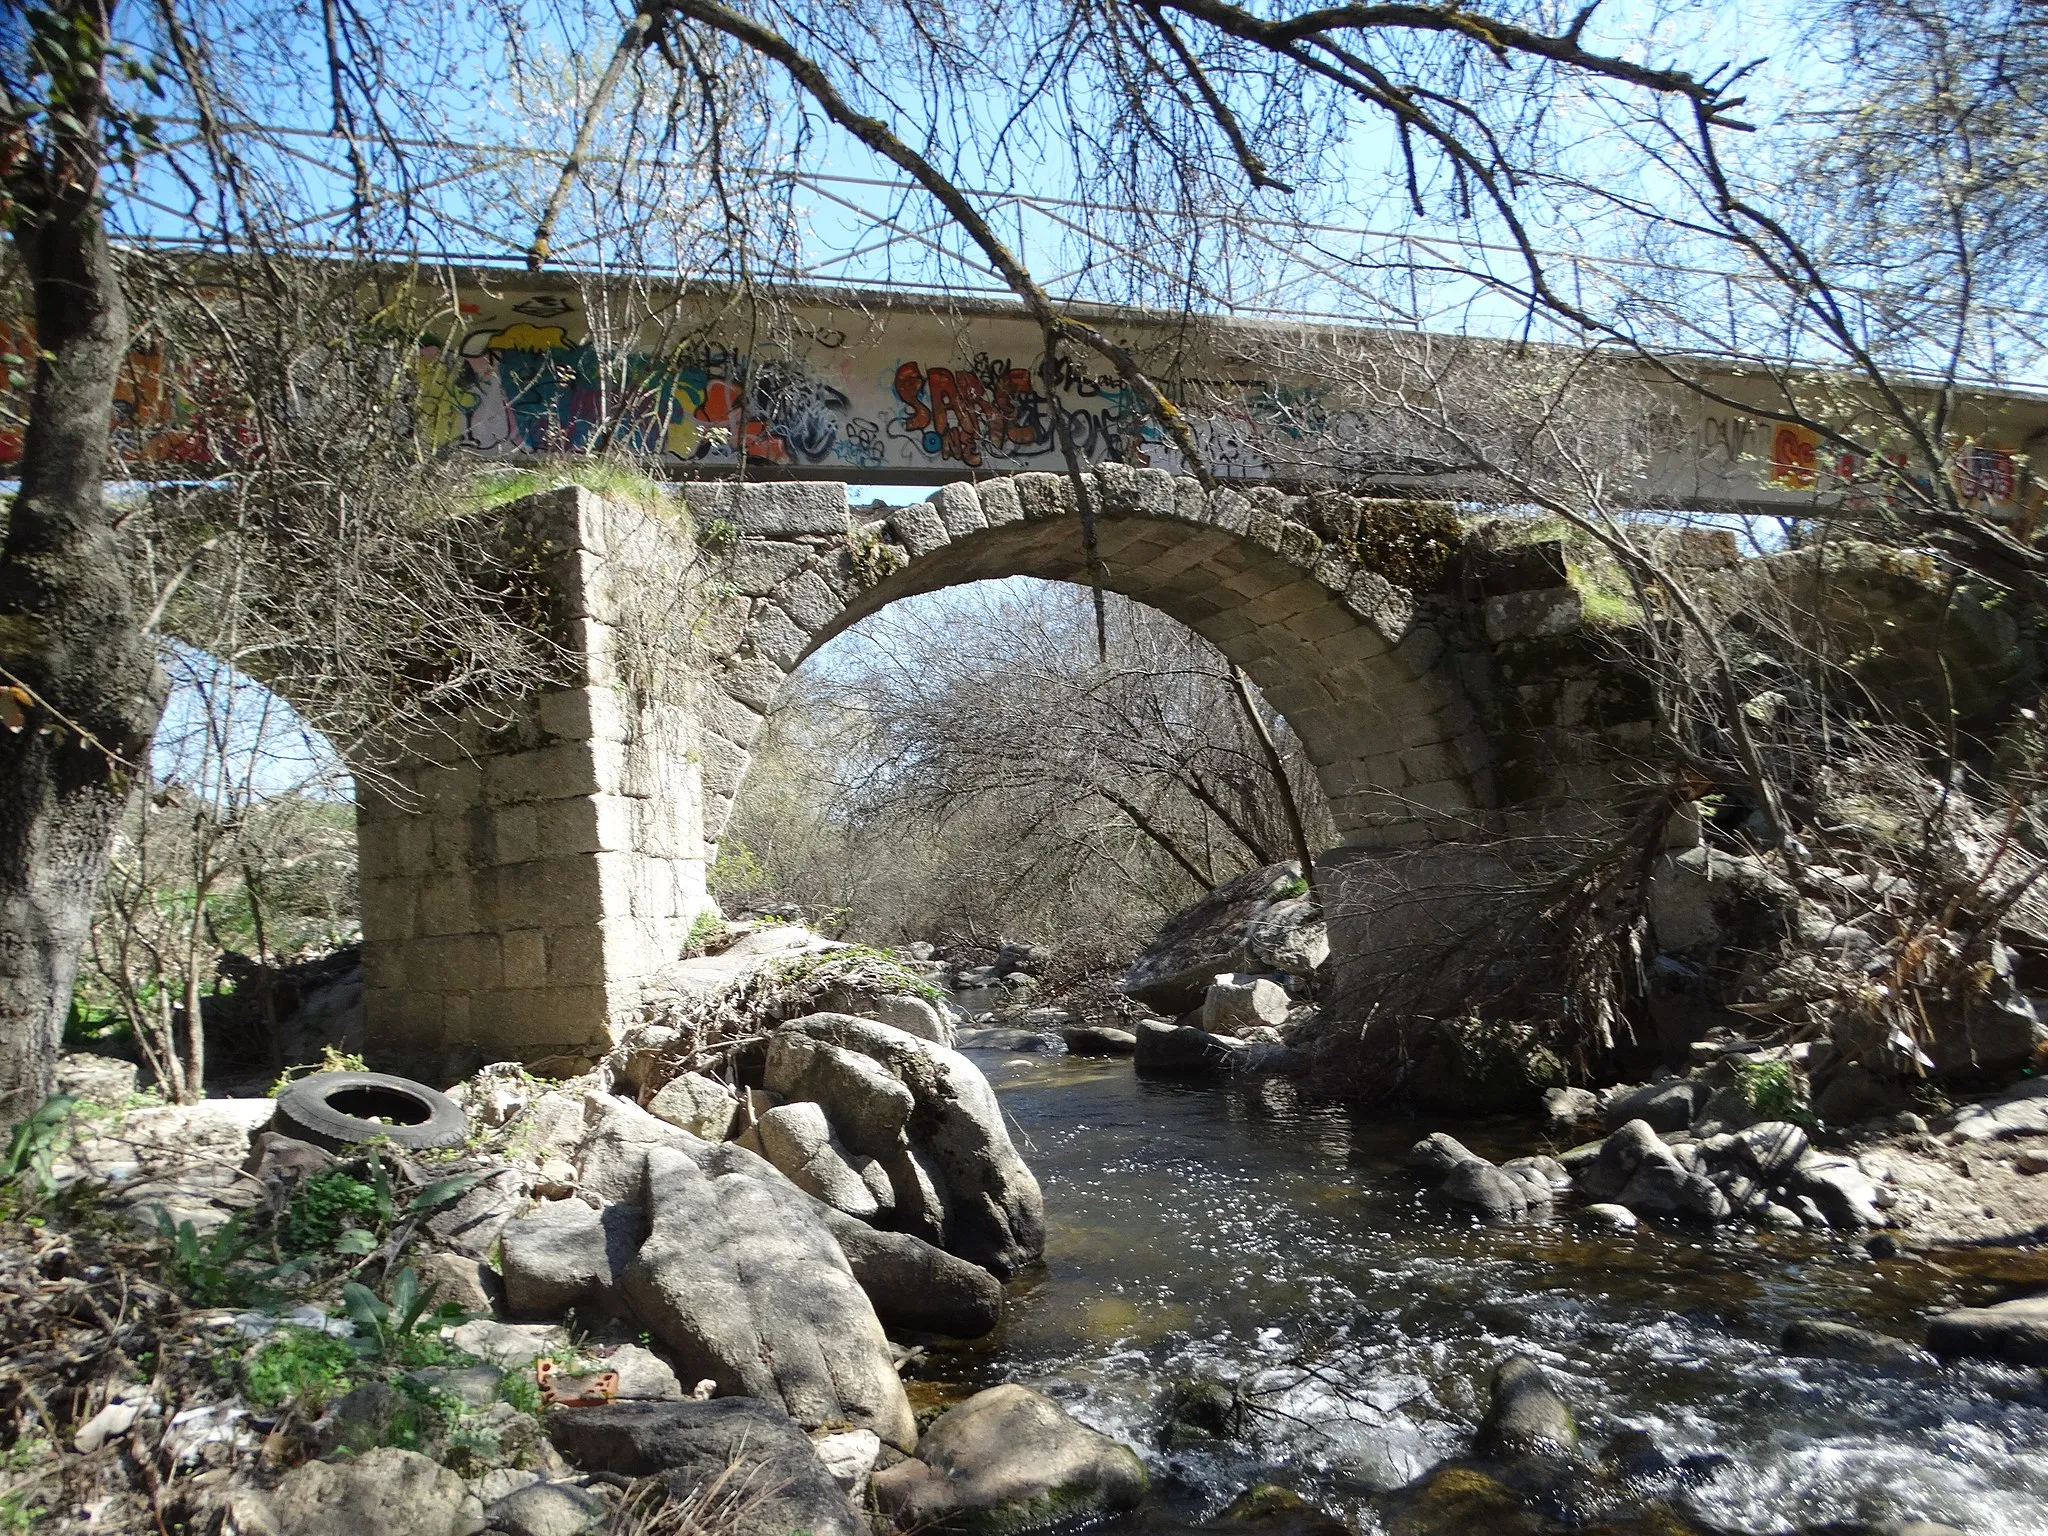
[1344,571,1417,638]
[725,539,813,597]
[1173,475,1210,526]
[1014,472,1072,521]
[977,477,1024,527]
[477,857,602,932]
[1311,550,1354,592]
[1253,578,1327,626]
[699,685,765,750]
[714,652,787,714]
[1193,607,1258,645]
[1311,624,1392,671]
[358,876,416,944]
[492,804,539,866]
[531,796,605,856]
[469,986,612,1050]
[888,500,950,559]
[1406,779,1476,816]
[631,796,698,860]
[545,926,608,989]
[933,481,986,539]
[1092,462,1140,515]
[502,929,548,990]
[1277,521,1322,569]
[1222,563,1294,602]
[749,604,812,671]
[1485,587,1585,642]
[1284,599,1359,646]
[416,874,478,937]
[483,743,609,807]
[698,732,750,797]
[1206,488,1254,534]
[1131,468,1176,520]
[537,687,629,744]
[407,933,500,994]
[688,482,849,537]
[1246,510,1286,554]
[1401,742,1463,785]
[772,569,841,633]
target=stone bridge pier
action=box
[355,474,1700,1076]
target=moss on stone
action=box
[1303,492,1463,590]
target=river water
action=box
[921,1050,2048,1535]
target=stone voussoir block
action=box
[976,477,1025,527]
[888,500,951,559]
[1014,472,1073,521]
[749,604,813,672]
[725,538,814,597]
[772,569,842,634]
[714,651,788,714]
[698,685,765,750]
[933,481,986,539]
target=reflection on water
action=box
[924,1053,2048,1535]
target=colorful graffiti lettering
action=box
[1768,423,1821,491]
[1954,443,2018,505]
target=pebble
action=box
[1583,1203,1638,1231]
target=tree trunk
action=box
[0,14,164,1122]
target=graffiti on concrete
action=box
[0,284,2032,519]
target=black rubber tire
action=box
[271,1071,469,1154]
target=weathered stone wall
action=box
[357,488,707,1076]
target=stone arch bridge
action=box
[356,471,1723,1073]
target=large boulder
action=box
[1437,1161,1538,1221]
[572,1094,707,1203]
[827,1217,1004,1339]
[646,1072,739,1141]
[499,1198,644,1318]
[779,1015,1045,1277]
[872,993,954,1046]
[756,1101,892,1220]
[1202,974,1291,1034]
[693,1136,1000,1339]
[1474,1356,1577,1461]
[1574,1119,1729,1222]
[1123,862,1319,1012]
[764,1032,917,1158]
[1133,1020,1243,1076]
[1060,1026,1138,1057]
[1925,1295,2048,1366]
[1601,1080,1707,1134]
[619,1146,916,1448]
[270,1447,482,1536]
[870,1385,1147,1535]
[1947,1075,2048,1142]
[1646,845,1799,966]
[1247,896,1329,977]
[547,1398,861,1536]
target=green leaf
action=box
[390,1267,424,1332]
[369,1152,394,1224]
[333,1229,377,1256]
[342,1282,388,1332]
[406,1174,479,1215]
[207,1213,249,1263]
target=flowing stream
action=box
[919,1050,2048,1535]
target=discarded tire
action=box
[271,1071,468,1153]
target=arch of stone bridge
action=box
[696,470,1498,855]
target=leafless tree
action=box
[720,581,1330,950]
